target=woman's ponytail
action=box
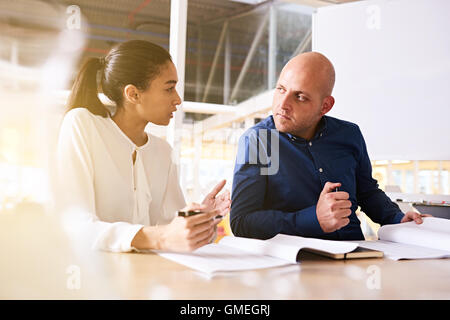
[66,57,109,117]
[66,40,172,117]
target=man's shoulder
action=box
[325,115,361,134]
[236,116,276,149]
[247,115,275,132]
[256,115,275,128]
[239,116,275,139]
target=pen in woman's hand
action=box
[178,210,222,220]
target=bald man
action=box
[230,52,429,241]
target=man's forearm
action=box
[359,189,404,225]
[230,205,327,239]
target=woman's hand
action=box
[159,203,218,252]
[201,180,231,219]
[132,181,231,252]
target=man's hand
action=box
[400,211,432,224]
[316,182,352,233]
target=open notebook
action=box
[353,217,450,260]
[152,234,382,275]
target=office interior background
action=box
[0,0,449,241]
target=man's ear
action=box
[321,96,335,116]
[123,84,140,104]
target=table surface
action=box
[1,210,449,299]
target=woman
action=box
[57,40,230,253]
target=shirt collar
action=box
[315,116,328,138]
[285,116,328,142]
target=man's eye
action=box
[297,95,307,101]
[276,87,286,93]
[166,87,175,92]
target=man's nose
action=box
[279,93,292,110]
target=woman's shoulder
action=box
[147,133,172,154]
[62,107,105,130]
[146,133,179,162]
[64,107,98,122]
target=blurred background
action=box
[0,0,449,246]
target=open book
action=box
[353,217,450,260]
[153,234,381,275]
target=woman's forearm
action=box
[131,225,165,250]
[131,210,219,252]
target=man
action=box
[230,52,429,240]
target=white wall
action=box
[312,0,450,160]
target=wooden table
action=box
[1,210,449,300]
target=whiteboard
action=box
[312,0,450,160]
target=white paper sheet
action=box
[378,217,450,252]
[352,217,450,260]
[154,243,294,275]
[352,240,450,260]
[154,234,362,274]
[218,235,300,262]
[268,234,359,255]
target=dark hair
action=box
[66,40,172,117]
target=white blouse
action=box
[56,108,186,252]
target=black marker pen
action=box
[178,210,223,220]
[177,210,203,217]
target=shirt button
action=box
[309,142,312,146]
[319,168,323,173]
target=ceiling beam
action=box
[196,88,274,134]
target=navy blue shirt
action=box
[230,115,405,240]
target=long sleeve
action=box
[56,111,143,252]
[230,130,326,240]
[355,127,405,225]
